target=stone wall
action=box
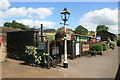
[0,27,23,62]
[0,43,7,62]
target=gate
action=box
[50,41,62,66]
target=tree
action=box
[74,25,88,35]
[4,22,12,27]
[50,29,56,33]
[4,20,30,30]
[96,25,109,32]
[88,30,95,36]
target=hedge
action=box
[109,41,116,48]
[90,43,103,51]
[99,42,108,51]
[90,42,108,51]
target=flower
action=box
[62,32,68,34]
[67,28,71,30]
[58,27,64,30]
[59,28,62,29]
[57,40,63,42]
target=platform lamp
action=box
[60,8,70,68]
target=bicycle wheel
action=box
[46,56,54,69]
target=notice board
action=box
[38,42,47,51]
[52,47,59,55]
[82,44,90,52]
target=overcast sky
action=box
[0,0,118,34]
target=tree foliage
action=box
[88,30,95,36]
[74,25,88,35]
[3,22,12,27]
[96,25,109,32]
[4,20,30,30]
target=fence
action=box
[7,31,37,61]
[7,31,62,66]
[6,30,96,65]
[55,40,95,60]
[72,42,95,59]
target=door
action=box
[75,43,80,56]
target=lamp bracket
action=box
[60,23,69,26]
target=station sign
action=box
[96,36,101,41]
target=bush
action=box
[117,40,120,46]
[109,41,116,48]
[92,42,108,51]
[91,51,103,55]
[90,43,103,51]
[103,46,108,51]
[99,42,108,51]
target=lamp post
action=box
[60,8,70,68]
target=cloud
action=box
[0,7,54,19]
[0,20,4,26]
[0,0,55,28]
[0,0,10,10]
[27,7,53,19]
[80,8,118,33]
[3,7,27,18]
[16,19,56,28]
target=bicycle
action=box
[25,46,54,69]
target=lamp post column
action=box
[63,22,68,68]
[60,8,70,68]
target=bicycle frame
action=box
[25,46,53,69]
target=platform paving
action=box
[1,47,119,78]
[54,47,119,78]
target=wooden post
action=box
[81,42,83,56]
[35,32,38,47]
[34,31,37,47]
[79,42,81,57]
[47,40,50,54]
[41,24,43,42]
[71,41,75,60]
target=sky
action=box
[8,0,119,2]
[0,0,118,34]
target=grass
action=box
[45,33,55,41]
